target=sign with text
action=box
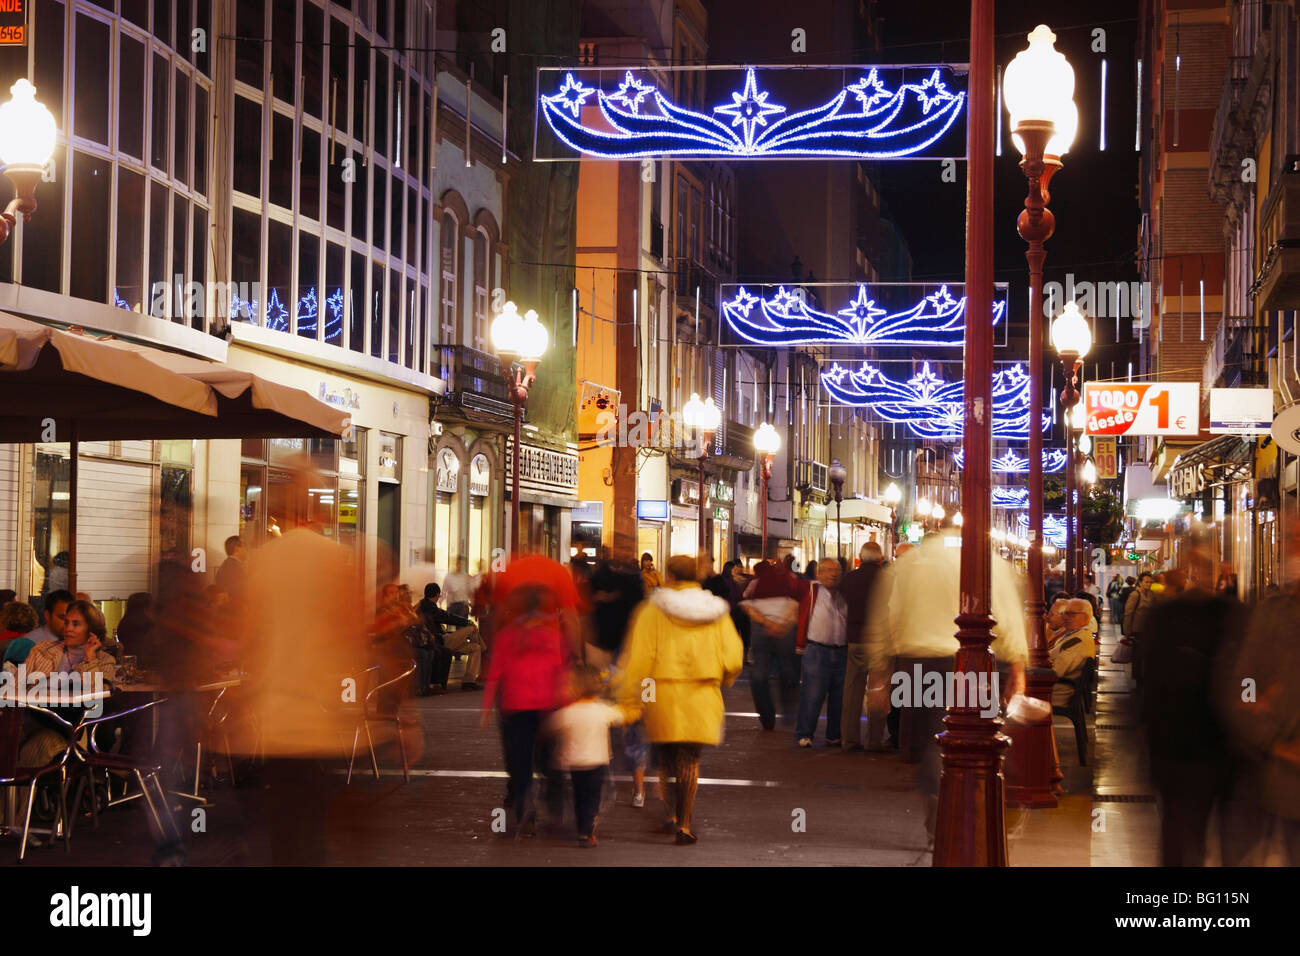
[1093,437,1118,479]
[0,0,25,45]
[1083,382,1200,437]
[1209,387,1272,434]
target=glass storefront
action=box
[239,431,366,548]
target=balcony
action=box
[1204,317,1265,391]
[674,262,717,308]
[795,459,828,495]
[1254,170,1300,310]
[436,344,513,420]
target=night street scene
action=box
[0,0,1294,934]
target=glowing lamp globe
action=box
[953,511,963,527]
[917,497,932,516]
[490,300,524,356]
[932,504,946,521]
[1070,402,1086,431]
[1078,433,1092,454]
[683,393,705,428]
[1051,300,1092,359]
[883,482,902,505]
[754,422,781,456]
[1005,25,1077,157]
[518,309,548,362]
[699,397,721,434]
[1083,459,1098,484]
[0,79,56,171]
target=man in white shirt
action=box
[1049,599,1097,707]
[441,557,476,618]
[794,558,849,748]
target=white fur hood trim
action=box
[649,585,730,624]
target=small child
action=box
[545,666,627,847]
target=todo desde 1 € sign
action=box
[1082,382,1200,437]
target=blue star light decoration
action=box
[820,361,1052,441]
[539,65,965,159]
[993,487,1031,509]
[953,449,1070,473]
[723,283,1006,347]
[1016,512,1069,547]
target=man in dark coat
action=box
[587,547,645,669]
[839,542,885,750]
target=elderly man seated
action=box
[1048,598,1097,708]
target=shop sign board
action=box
[0,2,26,45]
[1082,382,1199,437]
[505,441,579,496]
[435,448,459,493]
[1093,437,1118,479]
[1209,388,1272,434]
[468,453,490,496]
[636,499,669,521]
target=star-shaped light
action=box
[837,285,886,334]
[924,285,958,312]
[824,363,849,385]
[729,287,760,315]
[996,364,1030,390]
[554,73,595,118]
[327,288,345,322]
[907,363,945,400]
[608,71,654,113]
[771,286,802,312]
[715,68,785,147]
[916,70,952,114]
[848,69,890,111]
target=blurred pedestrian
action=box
[544,665,627,847]
[615,555,744,844]
[742,552,802,730]
[1123,572,1156,684]
[840,542,885,750]
[442,557,476,619]
[1106,574,1125,626]
[640,552,662,591]
[794,557,847,748]
[215,535,247,607]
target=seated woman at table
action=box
[24,599,117,679]
[0,599,39,661]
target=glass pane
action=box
[31,446,70,602]
[268,437,307,466]
[326,142,346,230]
[151,52,169,171]
[33,0,64,133]
[389,176,401,254]
[235,0,264,88]
[376,0,389,41]
[388,270,400,364]
[329,18,349,135]
[302,3,323,119]
[233,96,261,197]
[352,37,369,146]
[147,182,168,315]
[325,242,344,347]
[21,143,62,292]
[153,0,172,47]
[194,0,211,76]
[192,207,207,330]
[69,151,111,304]
[350,154,368,243]
[230,207,261,323]
[176,0,191,64]
[370,261,383,358]
[269,112,293,209]
[296,231,319,340]
[173,67,190,187]
[405,276,416,368]
[160,467,192,563]
[308,437,337,474]
[74,14,110,144]
[114,167,146,311]
[338,477,361,552]
[193,84,208,195]
[241,437,265,460]
[270,0,295,103]
[300,126,321,221]
[407,79,420,173]
[172,195,188,323]
[240,465,266,545]
[122,0,148,29]
[374,54,388,158]
[118,34,145,157]
[372,168,386,252]
[266,218,291,331]
[349,251,365,353]
[406,185,417,264]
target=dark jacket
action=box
[417,599,472,644]
[839,560,883,643]
[589,561,645,654]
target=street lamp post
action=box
[829,459,847,561]
[754,423,781,562]
[1005,22,1077,809]
[684,393,721,557]
[1054,300,1092,596]
[491,302,548,555]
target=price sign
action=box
[0,1,25,45]
[1093,437,1118,479]
[1082,382,1200,437]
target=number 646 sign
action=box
[1082,382,1200,437]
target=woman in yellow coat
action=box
[615,554,745,844]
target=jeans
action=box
[500,710,563,825]
[750,624,801,729]
[796,643,847,741]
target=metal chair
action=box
[67,698,183,846]
[1052,658,1097,766]
[0,704,74,861]
[354,660,418,783]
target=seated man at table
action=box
[418,583,485,690]
[27,589,74,644]
[1048,598,1097,708]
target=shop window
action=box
[301,127,322,222]
[159,466,192,562]
[349,250,366,352]
[171,196,188,323]
[146,182,168,313]
[325,242,345,347]
[233,96,262,197]
[230,207,261,323]
[239,464,266,544]
[173,66,190,188]
[73,14,110,145]
[297,230,320,340]
[191,208,207,330]
[266,218,292,331]
[270,0,296,104]
[193,84,209,196]
[269,112,294,209]
[118,34,145,159]
[151,52,169,172]
[115,167,146,310]
[370,261,384,358]
[350,154,368,243]
[302,2,324,119]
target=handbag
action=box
[1111,636,1133,664]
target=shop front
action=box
[708,480,735,565]
[1169,435,1255,594]
[823,497,894,566]
[430,437,502,577]
[505,437,579,561]
[670,477,703,559]
[794,500,828,570]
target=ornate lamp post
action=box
[829,459,847,560]
[683,392,721,556]
[753,423,781,561]
[491,301,547,555]
[0,79,57,245]
[1004,25,1076,809]
[1054,300,1092,595]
